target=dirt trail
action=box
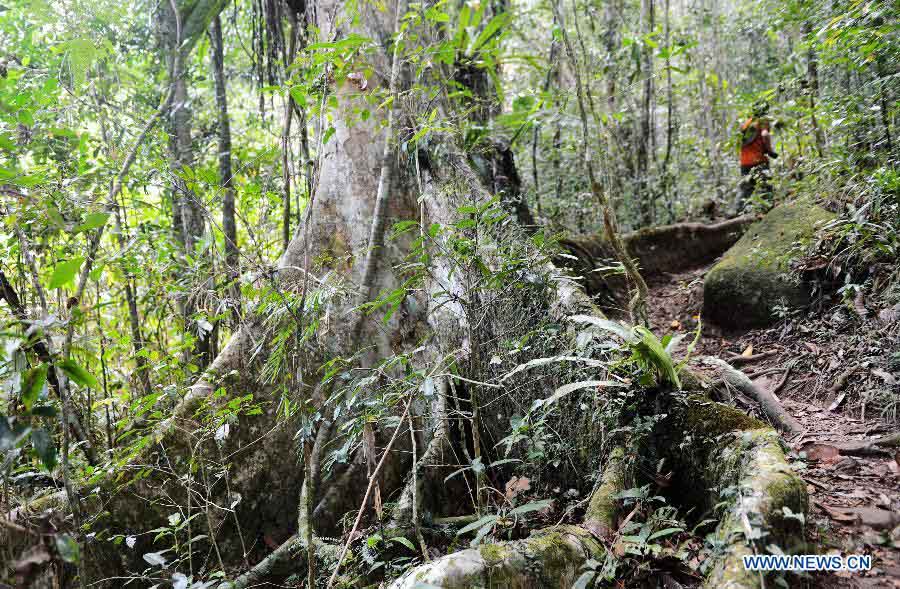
[640,263,900,588]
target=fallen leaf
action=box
[803,443,842,464]
[853,290,869,318]
[877,305,899,325]
[871,368,897,385]
[828,392,847,412]
[670,319,681,330]
[741,344,754,357]
[803,342,820,355]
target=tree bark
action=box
[637,0,655,226]
[209,14,240,316]
[161,0,211,367]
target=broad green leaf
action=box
[21,363,48,411]
[75,212,109,233]
[569,315,637,343]
[469,12,510,55]
[500,355,607,383]
[59,359,98,389]
[48,258,84,289]
[647,527,683,541]
[390,536,416,551]
[635,327,680,389]
[537,380,624,409]
[456,514,497,536]
[55,534,80,563]
[508,499,551,516]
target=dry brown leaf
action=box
[878,305,900,325]
[504,476,531,500]
[670,319,681,330]
[872,368,897,385]
[852,291,869,318]
[346,72,369,91]
[741,344,753,357]
[803,442,842,464]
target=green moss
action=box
[684,396,766,435]
[478,542,512,565]
[704,199,835,328]
[585,447,625,531]
[763,473,809,542]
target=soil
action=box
[632,263,900,589]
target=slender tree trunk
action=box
[161,0,210,367]
[552,0,649,325]
[662,0,674,220]
[209,15,240,318]
[95,89,154,398]
[638,0,654,226]
[803,21,825,157]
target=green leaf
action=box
[456,514,497,536]
[569,315,637,343]
[469,12,510,55]
[635,327,681,389]
[21,363,49,411]
[390,536,416,551]
[536,380,624,410]
[31,427,57,470]
[75,212,109,232]
[48,257,84,289]
[508,499,551,516]
[59,359,98,389]
[55,534,81,563]
[647,527,683,541]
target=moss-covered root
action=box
[388,526,603,589]
[705,429,808,589]
[584,446,626,538]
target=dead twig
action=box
[327,396,413,589]
[726,350,778,366]
[770,362,794,397]
[826,366,857,412]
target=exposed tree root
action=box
[583,446,626,539]
[559,215,756,301]
[389,396,808,589]
[704,357,804,437]
[388,525,603,588]
[705,429,808,588]
[821,432,900,456]
[726,350,778,367]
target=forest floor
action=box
[634,262,900,589]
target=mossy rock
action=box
[704,199,834,329]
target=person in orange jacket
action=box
[737,102,778,208]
